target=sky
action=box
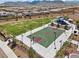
[0,0,79,4]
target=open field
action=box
[0,17,51,36]
[28,27,64,47]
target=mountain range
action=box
[0,1,79,6]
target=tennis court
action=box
[28,27,64,48]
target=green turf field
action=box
[28,27,64,48]
[0,17,51,36]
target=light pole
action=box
[54,31,56,49]
[21,34,24,46]
[60,40,62,48]
[29,24,32,47]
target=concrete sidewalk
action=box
[0,40,17,58]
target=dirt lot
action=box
[0,48,7,58]
[0,12,79,25]
[13,45,29,58]
[12,42,42,58]
[1,7,79,25]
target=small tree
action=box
[76,20,79,30]
[51,23,54,26]
[57,24,60,28]
[64,25,68,30]
[11,40,17,49]
[64,16,69,20]
[28,47,35,58]
[10,35,17,49]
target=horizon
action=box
[0,0,79,4]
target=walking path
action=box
[0,40,17,58]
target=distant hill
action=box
[1,1,79,7]
[0,1,64,7]
[64,1,79,6]
[0,1,32,6]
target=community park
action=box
[0,16,79,58]
[15,17,76,57]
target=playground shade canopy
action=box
[55,17,69,25]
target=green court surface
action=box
[28,27,64,48]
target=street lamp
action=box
[29,24,33,47]
[54,31,56,49]
[60,40,62,48]
[21,34,24,46]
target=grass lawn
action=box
[0,17,51,36]
[28,27,64,48]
